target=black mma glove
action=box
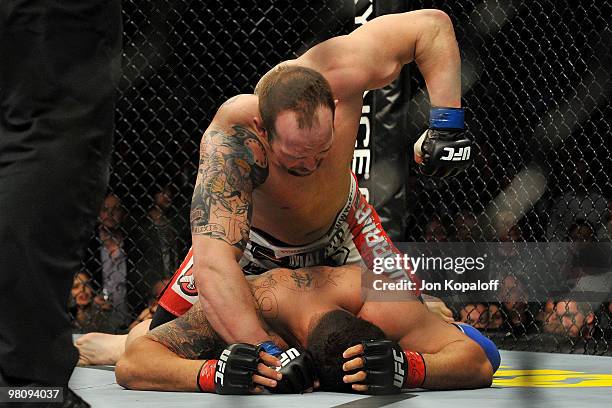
[348,340,426,395]
[196,343,261,394]
[266,348,317,394]
[414,107,472,177]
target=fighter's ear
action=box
[253,116,265,132]
[253,117,270,142]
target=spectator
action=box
[144,185,181,277]
[453,211,483,241]
[69,272,115,333]
[498,275,529,331]
[459,303,503,329]
[84,193,132,329]
[458,211,524,331]
[74,278,171,367]
[540,220,611,338]
[494,212,530,331]
[128,278,170,330]
[546,159,608,241]
[424,215,448,242]
[540,299,596,338]
[133,185,183,313]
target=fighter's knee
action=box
[461,334,495,387]
[126,319,152,349]
[454,323,501,374]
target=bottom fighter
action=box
[115,265,499,394]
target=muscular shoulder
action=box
[292,37,373,101]
[200,124,268,188]
[215,94,258,119]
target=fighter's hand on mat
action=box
[342,340,426,394]
[197,343,273,394]
[422,293,456,322]
[342,343,369,392]
[250,350,283,393]
[266,348,317,394]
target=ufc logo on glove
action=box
[392,349,406,388]
[440,146,471,161]
[215,348,231,385]
[276,348,301,371]
[414,107,473,177]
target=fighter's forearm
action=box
[413,10,461,108]
[194,253,270,344]
[116,336,203,391]
[421,339,492,389]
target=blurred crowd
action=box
[422,198,612,342]
[68,181,612,348]
[69,184,188,333]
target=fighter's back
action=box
[248,265,364,345]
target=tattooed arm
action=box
[115,302,224,391]
[116,300,285,392]
[189,118,273,347]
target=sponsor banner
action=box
[352,0,412,241]
[353,0,375,204]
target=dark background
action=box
[75,0,611,355]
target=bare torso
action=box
[247,265,363,347]
[213,65,365,245]
[245,265,454,356]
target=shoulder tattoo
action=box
[146,303,225,360]
[190,125,269,250]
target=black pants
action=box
[0,0,122,386]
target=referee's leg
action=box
[0,0,122,388]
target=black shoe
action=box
[61,388,90,408]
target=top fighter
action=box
[153,9,471,364]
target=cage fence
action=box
[73,0,611,356]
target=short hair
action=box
[307,310,386,392]
[255,65,335,139]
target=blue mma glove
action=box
[258,340,283,357]
[414,107,473,177]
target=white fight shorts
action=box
[158,172,419,317]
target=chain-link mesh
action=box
[405,0,611,355]
[72,0,353,333]
[72,0,612,356]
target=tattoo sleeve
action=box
[145,302,226,360]
[190,125,269,250]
